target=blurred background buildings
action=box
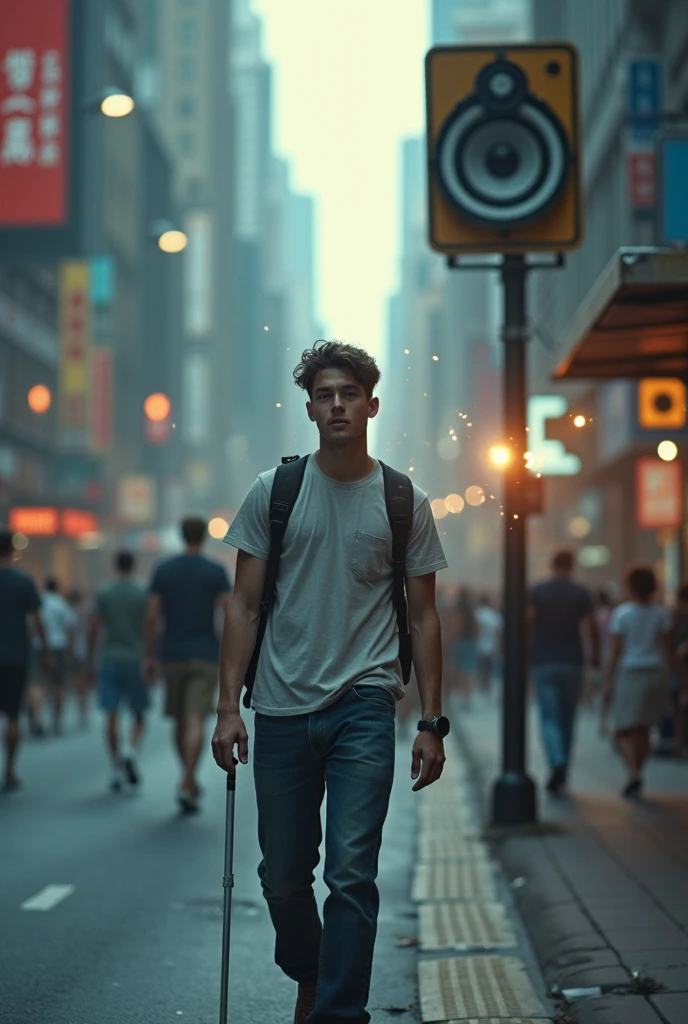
[0,0,687,598]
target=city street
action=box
[0,698,419,1024]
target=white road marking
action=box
[21,884,75,911]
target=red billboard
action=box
[636,458,682,529]
[0,0,70,226]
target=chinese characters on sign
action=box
[59,261,91,447]
[0,1,70,225]
[626,57,663,212]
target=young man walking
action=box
[86,551,149,792]
[212,340,450,1024]
[0,529,50,791]
[145,518,232,813]
[529,549,600,795]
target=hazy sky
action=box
[252,0,429,358]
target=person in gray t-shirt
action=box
[85,551,149,792]
[211,340,450,1024]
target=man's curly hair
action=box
[293,340,381,400]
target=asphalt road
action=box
[1,694,421,1024]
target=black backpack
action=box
[242,454,414,709]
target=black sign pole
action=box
[492,253,537,827]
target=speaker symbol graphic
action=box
[426,45,583,254]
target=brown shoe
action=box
[294,984,318,1024]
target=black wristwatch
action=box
[417,716,450,738]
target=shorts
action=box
[163,660,218,718]
[0,665,28,721]
[99,660,150,716]
[40,648,68,687]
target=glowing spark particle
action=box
[276,403,282,408]
[263,326,269,331]
[432,355,439,362]
[404,348,410,354]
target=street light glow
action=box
[573,414,586,428]
[158,229,188,253]
[100,91,135,118]
[489,445,511,468]
[208,517,229,540]
[27,384,52,414]
[144,392,171,422]
[657,440,678,461]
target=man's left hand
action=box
[411,731,445,792]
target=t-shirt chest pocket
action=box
[351,531,388,580]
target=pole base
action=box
[491,771,537,827]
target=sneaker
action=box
[122,757,140,787]
[294,984,318,1024]
[178,788,200,814]
[546,764,567,796]
[622,776,643,799]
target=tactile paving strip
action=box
[412,861,497,902]
[419,901,517,951]
[418,833,489,861]
[418,956,548,1021]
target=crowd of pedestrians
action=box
[0,518,232,808]
[440,550,688,800]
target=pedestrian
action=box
[475,594,502,696]
[671,583,688,755]
[144,517,232,813]
[0,528,51,791]
[34,577,77,735]
[453,586,478,706]
[529,549,600,796]
[603,565,682,798]
[211,340,449,1024]
[85,552,149,792]
[584,585,616,707]
[68,588,90,728]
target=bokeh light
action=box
[573,414,587,428]
[101,92,135,117]
[144,392,171,422]
[445,493,465,514]
[27,384,52,414]
[208,517,229,539]
[657,440,678,461]
[430,498,449,520]
[158,229,188,253]
[489,444,510,468]
[569,516,591,538]
[465,485,486,506]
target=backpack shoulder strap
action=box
[242,454,309,708]
[379,461,414,686]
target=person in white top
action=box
[474,595,502,695]
[31,578,77,735]
[603,565,678,799]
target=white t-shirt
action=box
[475,606,502,656]
[224,456,448,715]
[40,592,78,651]
[609,601,671,669]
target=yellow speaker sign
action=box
[638,378,687,430]
[426,44,583,254]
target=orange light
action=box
[9,507,59,536]
[61,509,100,538]
[28,385,52,414]
[144,392,171,422]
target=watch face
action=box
[437,716,450,737]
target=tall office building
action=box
[147,0,235,515]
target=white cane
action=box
[219,757,238,1024]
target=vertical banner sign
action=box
[626,57,663,210]
[89,346,113,451]
[636,458,682,529]
[0,0,70,225]
[59,261,90,446]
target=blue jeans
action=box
[533,663,583,771]
[252,684,396,1024]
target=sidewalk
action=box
[410,718,555,1022]
[449,692,688,1024]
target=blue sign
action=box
[89,255,116,307]
[657,135,688,245]
[628,58,663,142]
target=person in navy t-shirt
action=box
[144,517,232,813]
